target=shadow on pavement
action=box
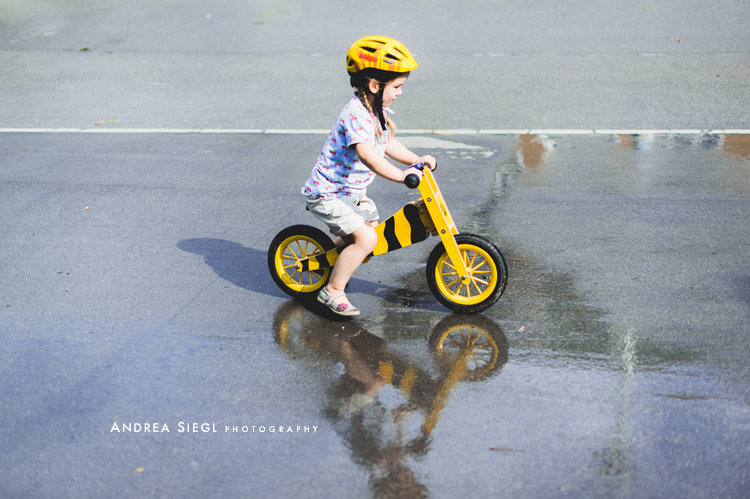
[178,238,287,298]
[177,237,414,303]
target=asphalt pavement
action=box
[2,0,749,130]
[2,1,750,498]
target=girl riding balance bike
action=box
[269,36,507,316]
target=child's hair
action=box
[350,68,407,140]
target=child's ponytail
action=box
[350,69,402,140]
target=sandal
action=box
[318,287,360,316]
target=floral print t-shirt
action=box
[301,95,389,201]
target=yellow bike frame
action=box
[295,169,472,282]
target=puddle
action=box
[271,300,508,497]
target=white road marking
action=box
[0,128,748,135]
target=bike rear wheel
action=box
[268,225,335,298]
[426,233,507,313]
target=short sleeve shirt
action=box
[301,95,389,201]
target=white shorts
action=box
[305,195,379,237]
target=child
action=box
[301,36,435,316]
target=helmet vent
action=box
[360,46,377,53]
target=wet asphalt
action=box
[2,1,750,498]
[3,131,750,498]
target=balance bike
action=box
[268,164,507,313]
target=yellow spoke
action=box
[466,251,478,269]
[471,276,490,286]
[445,276,462,288]
[294,240,306,257]
[286,246,300,260]
[443,259,457,272]
[471,259,488,272]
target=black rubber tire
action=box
[426,233,507,313]
[268,225,335,299]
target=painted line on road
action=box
[1,128,749,135]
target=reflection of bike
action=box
[429,313,508,382]
[272,301,508,431]
[272,301,509,497]
[268,165,508,313]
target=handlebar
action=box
[404,161,436,189]
[405,173,420,189]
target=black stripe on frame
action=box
[315,253,329,268]
[383,217,401,251]
[403,203,428,244]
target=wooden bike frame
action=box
[294,168,472,283]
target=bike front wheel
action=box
[426,233,507,313]
[428,313,509,381]
[268,225,335,298]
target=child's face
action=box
[378,75,409,107]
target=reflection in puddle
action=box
[273,301,508,498]
[612,132,750,160]
[595,327,636,480]
[516,134,556,169]
[722,134,750,161]
[610,133,750,192]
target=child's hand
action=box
[418,155,437,171]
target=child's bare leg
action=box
[332,220,377,246]
[326,223,378,305]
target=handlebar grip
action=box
[404,173,421,189]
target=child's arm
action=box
[355,143,421,183]
[385,138,436,171]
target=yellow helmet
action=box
[346,36,418,74]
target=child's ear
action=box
[367,79,380,94]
